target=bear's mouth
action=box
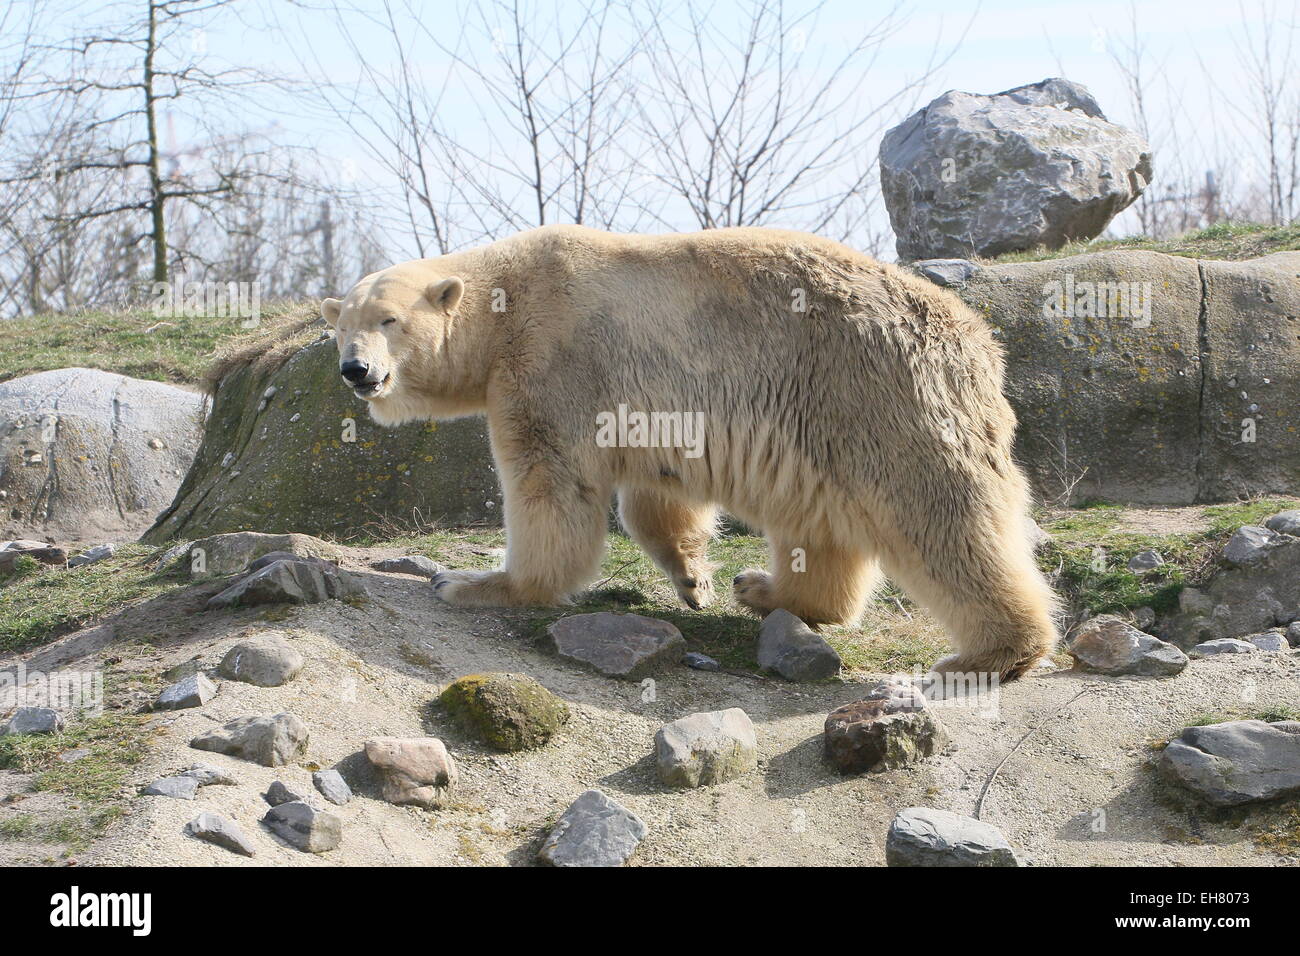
[354,372,392,398]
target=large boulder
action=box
[0,368,204,541]
[143,325,500,543]
[880,78,1151,261]
[933,250,1300,505]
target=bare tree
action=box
[628,0,958,251]
[1,0,278,285]
[1234,0,1299,224]
[294,0,648,256]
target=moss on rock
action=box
[440,673,569,752]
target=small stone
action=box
[1245,631,1289,652]
[162,658,202,682]
[826,681,951,780]
[180,763,238,786]
[1264,509,1300,536]
[206,558,365,609]
[313,769,352,806]
[188,812,256,857]
[1286,622,1300,647]
[147,437,166,450]
[1068,615,1188,676]
[913,258,980,287]
[1222,525,1286,566]
[364,737,458,808]
[1127,550,1164,571]
[885,807,1021,867]
[264,780,311,807]
[143,775,199,800]
[0,542,67,573]
[824,696,949,774]
[244,551,339,575]
[654,708,757,788]
[68,543,116,567]
[1131,606,1156,630]
[1160,720,1300,806]
[219,633,305,687]
[757,609,841,681]
[547,612,686,679]
[373,555,444,576]
[190,713,309,767]
[58,748,90,763]
[1191,638,1258,657]
[154,672,218,711]
[2,706,64,735]
[538,789,647,867]
[683,652,721,671]
[439,673,569,752]
[262,800,342,853]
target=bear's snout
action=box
[340,359,372,383]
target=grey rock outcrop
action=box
[142,322,500,543]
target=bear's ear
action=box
[426,276,465,314]
[321,297,342,328]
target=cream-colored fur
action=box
[321,225,1060,680]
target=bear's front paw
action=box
[732,568,775,616]
[431,569,518,607]
[675,572,715,610]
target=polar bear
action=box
[321,225,1059,680]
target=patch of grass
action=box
[1202,497,1300,534]
[0,814,38,838]
[0,305,308,385]
[1036,499,1296,619]
[1186,705,1300,727]
[0,710,153,803]
[988,221,1300,264]
[1254,805,1300,857]
[0,698,154,852]
[0,544,189,654]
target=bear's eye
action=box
[382,318,397,327]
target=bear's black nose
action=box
[340,359,370,383]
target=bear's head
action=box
[321,265,466,425]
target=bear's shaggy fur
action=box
[322,225,1059,680]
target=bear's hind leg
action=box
[733,537,880,627]
[617,488,718,609]
[880,505,1059,683]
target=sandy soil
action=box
[3,547,1299,867]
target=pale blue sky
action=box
[21,0,1296,256]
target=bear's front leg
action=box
[431,569,522,607]
[432,464,610,609]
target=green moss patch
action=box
[439,672,569,752]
